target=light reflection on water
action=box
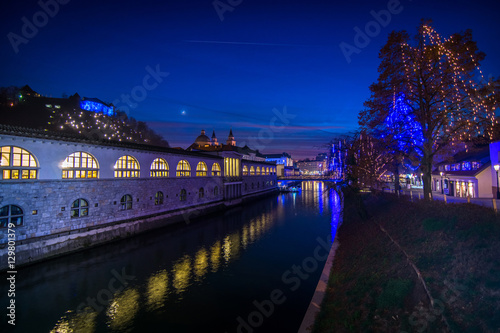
[8,181,341,333]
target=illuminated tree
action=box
[360,21,498,200]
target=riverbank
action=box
[312,189,500,332]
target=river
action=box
[2,181,342,333]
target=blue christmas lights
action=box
[384,93,424,155]
[80,100,114,116]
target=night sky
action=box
[1,0,499,159]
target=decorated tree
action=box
[360,21,498,200]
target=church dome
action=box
[195,129,210,145]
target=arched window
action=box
[212,163,221,176]
[62,152,98,179]
[180,189,187,201]
[0,205,23,227]
[256,167,261,175]
[0,146,38,180]
[257,182,260,188]
[114,156,139,178]
[199,187,205,199]
[250,166,255,176]
[150,158,169,177]
[71,199,89,218]
[245,183,248,191]
[196,162,208,177]
[155,191,164,205]
[120,194,133,210]
[243,165,248,176]
[251,183,254,189]
[214,186,219,196]
[176,160,191,177]
[266,167,270,175]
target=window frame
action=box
[120,194,133,210]
[150,158,169,178]
[71,198,89,218]
[196,161,208,177]
[62,152,99,179]
[176,160,191,177]
[1,146,38,180]
[114,156,140,178]
[0,205,24,228]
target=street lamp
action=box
[494,164,500,199]
[439,171,444,194]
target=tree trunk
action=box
[421,150,433,201]
[394,162,400,194]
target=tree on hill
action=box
[360,21,499,200]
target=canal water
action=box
[2,181,342,333]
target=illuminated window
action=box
[120,194,133,210]
[196,162,208,176]
[250,166,255,176]
[212,163,221,176]
[444,165,450,171]
[462,161,471,171]
[0,205,23,228]
[472,161,481,170]
[155,191,164,205]
[180,189,187,201]
[71,199,89,218]
[243,165,248,176]
[266,167,269,175]
[256,167,261,175]
[1,146,38,180]
[199,187,205,199]
[214,186,219,196]
[176,160,191,177]
[114,156,140,178]
[150,158,169,177]
[62,152,99,179]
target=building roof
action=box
[0,124,223,159]
[432,146,490,177]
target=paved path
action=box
[383,187,499,210]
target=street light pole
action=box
[494,165,500,199]
[440,171,444,194]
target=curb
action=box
[297,238,340,333]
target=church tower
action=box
[211,130,219,146]
[226,129,236,146]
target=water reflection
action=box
[39,181,342,332]
[146,270,168,311]
[106,288,140,330]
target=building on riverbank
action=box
[0,125,277,270]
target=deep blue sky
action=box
[1,0,499,159]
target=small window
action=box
[176,160,191,177]
[212,163,221,176]
[120,195,133,210]
[199,187,205,199]
[0,205,23,227]
[251,183,254,189]
[243,165,248,176]
[214,186,218,197]
[155,191,164,205]
[250,166,255,176]
[245,183,248,191]
[256,167,261,176]
[150,158,169,177]
[71,199,89,218]
[444,165,450,171]
[196,162,208,177]
[180,189,187,201]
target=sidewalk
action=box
[385,187,499,210]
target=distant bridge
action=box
[277,176,340,181]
